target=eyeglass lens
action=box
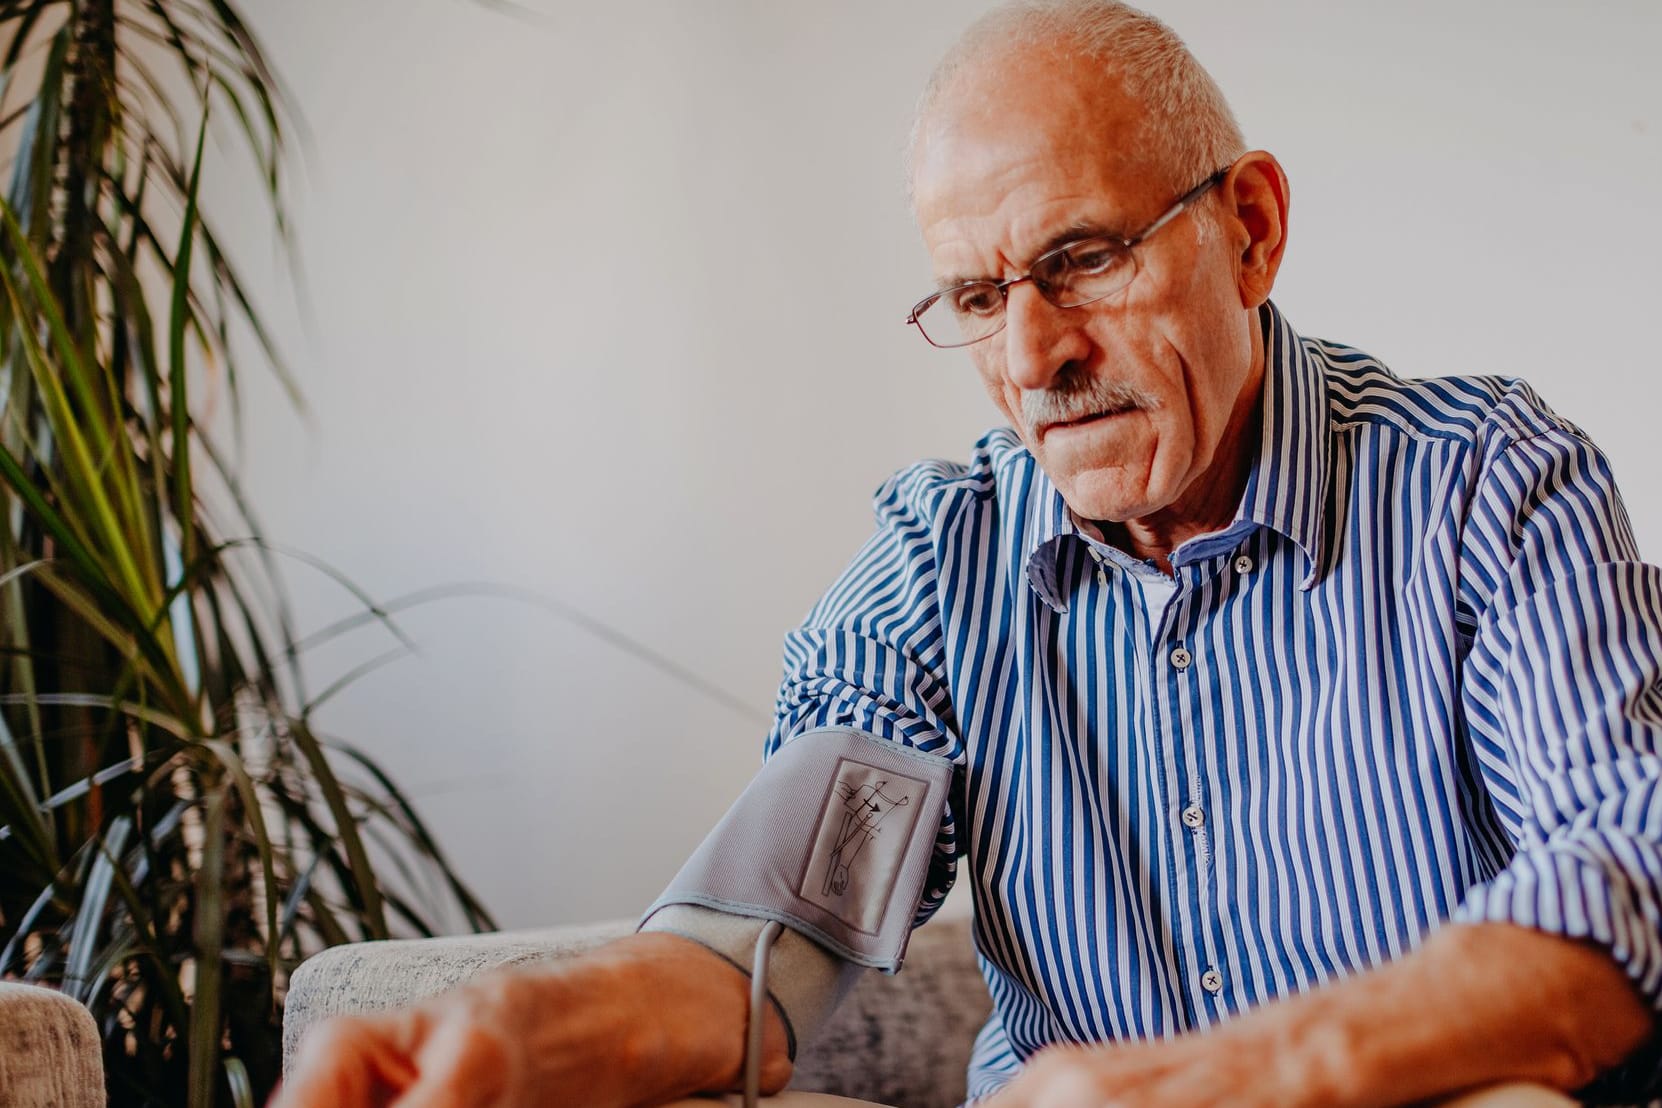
[913,237,1136,348]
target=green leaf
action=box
[3,23,67,245]
[0,870,71,973]
[188,780,228,1108]
[64,814,132,1000]
[333,739,496,931]
[302,645,413,715]
[0,749,154,847]
[0,440,109,599]
[0,201,169,625]
[171,98,208,597]
[286,720,386,939]
[0,3,56,75]
[200,738,279,992]
[0,698,56,871]
[225,1056,255,1108]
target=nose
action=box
[1000,280,1092,392]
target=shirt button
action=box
[1181,805,1205,829]
[1234,554,1254,574]
[1169,646,1192,670]
[1200,968,1224,993]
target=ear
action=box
[1223,151,1290,310]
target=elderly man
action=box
[278,2,1662,1105]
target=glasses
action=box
[904,168,1231,349]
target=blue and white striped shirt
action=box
[765,303,1662,1101]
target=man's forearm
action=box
[275,930,793,1108]
[569,932,794,1097]
[1253,923,1653,1105]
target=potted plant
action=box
[0,3,493,1104]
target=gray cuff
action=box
[644,727,954,972]
[640,903,863,1056]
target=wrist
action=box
[593,932,792,1096]
[1287,988,1385,1108]
[1218,988,1367,1108]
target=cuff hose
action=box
[744,920,786,1108]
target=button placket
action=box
[1145,567,1219,1025]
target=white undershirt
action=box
[1126,566,1178,622]
[1084,540,1178,622]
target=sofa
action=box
[282,914,993,1108]
[0,915,996,1107]
[0,981,105,1107]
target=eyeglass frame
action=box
[903,166,1233,350]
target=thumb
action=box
[269,1011,425,1108]
[391,1018,514,1108]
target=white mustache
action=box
[1022,376,1157,431]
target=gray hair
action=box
[908,0,1246,201]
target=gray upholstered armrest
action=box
[282,919,628,1064]
[0,982,105,1108]
[284,915,990,1108]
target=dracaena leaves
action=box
[0,4,494,1106]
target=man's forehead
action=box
[911,43,1162,272]
[914,118,1156,282]
[923,203,1127,288]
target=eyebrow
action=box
[934,219,1127,290]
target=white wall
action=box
[214,0,1662,931]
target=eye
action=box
[1055,238,1124,275]
[949,283,1003,317]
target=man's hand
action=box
[983,924,1653,1108]
[271,932,792,1108]
[982,1031,1322,1108]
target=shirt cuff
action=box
[1452,832,1662,1004]
[639,902,864,1060]
[1451,831,1662,1099]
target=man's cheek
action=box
[974,360,1017,421]
[1142,413,1192,495]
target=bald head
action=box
[909,0,1245,202]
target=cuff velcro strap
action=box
[641,727,952,973]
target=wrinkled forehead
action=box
[911,47,1167,273]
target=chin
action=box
[1058,474,1162,524]
[1037,424,1185,524]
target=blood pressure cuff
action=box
[640,727,954,973]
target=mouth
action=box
[1038,404,1139,439]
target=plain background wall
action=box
[211,1,1662,931]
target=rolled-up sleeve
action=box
[1453,423,1662,1093]
[766,465,969,928]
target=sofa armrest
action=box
[788,917,990,1108]
[282,919,629,1066]
[284,916,990,1108]
[0,982,105,1108]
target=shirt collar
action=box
[1022,300,1331,613]
[1022,474,1084,614]
[1234,300,1331,588]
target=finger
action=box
[982,1052,1108,1108]
[271,1013,424,1108]
[390,1020,513,1108]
